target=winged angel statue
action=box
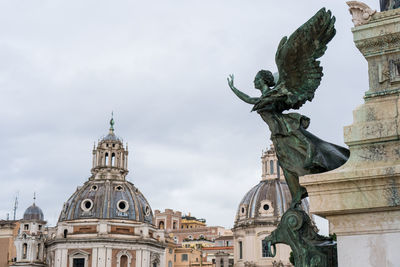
[228,8,349,207]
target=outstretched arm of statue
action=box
[227,74,259,105]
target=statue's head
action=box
[254,70,275,90]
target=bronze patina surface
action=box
[228,8,348,266]
[380,0,400,11]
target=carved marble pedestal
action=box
[300,5,400,267]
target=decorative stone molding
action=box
[150,252,160,266]
[243,261,256,267]
[347,1,376,26]
[272,261,284,267]
[116,250,133,267]
[354,32,400,57]
[258,199,274,217]
[68,250,90,267]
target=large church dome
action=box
[58,118,153,224]
[48,118,166,267]
[234,145,309,228]
[235,179,291,226]
[58,179,153,223]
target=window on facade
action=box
[120,255,128,267]
[159,221,165,229]
[262,240,275,258]
[239,241,243,259]
[220,258,224,267]
[168,261,172,267]
[38,225,42,231]
[24,224,29,230]
[229,259,234,267]
[22,243,27,259]
[105,153,109,165]
[173,221,177,229]
[277,161,280,178]
[181,254,188,262]
[37,244,40,259]
[153,262,157,267]
[63,229,68,238]
[174,255,176,262]
[84,200,92,209]
[73,258,85,267]
[111,153,116,166]
[270,160,274,174]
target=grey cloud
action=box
[0,1,379,231]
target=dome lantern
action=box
[91,116,129,181]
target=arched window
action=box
[168,261,172,267]
[63,229,68,238]
[153,262,157,267]
[37,244,41,259]
[173,221,177,229]
[105,153,109,166]
[270,160,274,174]
[277,161,280,178]
[120,255,128,267]
[159,221,165,229]
[111,153,116,166]
[239,241,243,259]
[23,243,27,259]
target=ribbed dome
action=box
[234,178,309,227]
[59,180,153,223]
[102,132,120,142]
[23,204,44,221]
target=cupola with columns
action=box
[261,144,284,181]
[91,116,129,180]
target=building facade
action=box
[0,221,19,267]
[154,210,224,246]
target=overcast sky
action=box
[0,1,380,234]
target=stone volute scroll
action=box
[347,1,376,26]
[228,7,348,267]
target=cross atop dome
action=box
[109,111,115,133]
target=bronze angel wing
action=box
[253,8,336,112]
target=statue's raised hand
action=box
[227,74,235,90]
[227,74,259,105]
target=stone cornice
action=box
[354,31,400,57]
[46,237,166,249]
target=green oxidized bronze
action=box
[228,8,348,267]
